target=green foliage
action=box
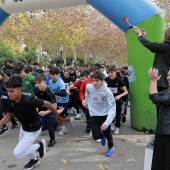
[0,42,14,66]
[21,46,38,64]
[76,58,84,66]
[13,54,26,63]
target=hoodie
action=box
[85,83,116,127]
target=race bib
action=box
[90,94,103,103]
[108,87,118,94]
[25,81,30,85]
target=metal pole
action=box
[60,51,62,64]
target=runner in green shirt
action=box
[13,62,35,97]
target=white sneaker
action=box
[89,131,92,137]
[111,124,115,131]
[70,117,75,127]
[75,113,81,119]
[58,128,68,136]
[67,109,71,115]
[71,107,74,110]
[69,108,74,115]
[96,139,108,143]
[73,108,77,115]
[96,139,101,143]
[114,127,119,135]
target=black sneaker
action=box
[48,139,56,147]
[37,139,46,158]
[0,127,8,136]
[24,158,40,170]
[11,124,17,130]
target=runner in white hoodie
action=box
[84,70,116,157]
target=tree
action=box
[21,46,38,64]
[0,42,14,66]
[0,1,169,66]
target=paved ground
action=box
[0,107,154,170]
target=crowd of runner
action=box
[0,59,129,170]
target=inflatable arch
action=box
[0,0,166,131]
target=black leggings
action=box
[115,105,122,128]
[84,108,90,129]
[90,116,114,148]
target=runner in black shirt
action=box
[62,71,77,115]
[34,74,58,147]
[0,76,63,170]
[105,65,128,135]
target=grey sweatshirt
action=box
[85,83,116,127]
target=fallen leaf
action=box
[117,153,124,157]
[138,139,146,142]
[97,164,108,170]
[75,140,81,142]
[120,138,125,141]
[61,159,69,164]
[139,132,144,134]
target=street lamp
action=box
[60,47,63,64]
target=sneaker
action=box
[11,124,17,130]
[67,109,70,115]
[58,128,68,136]
[75,113,81,119]
[89,131,92,137]
[106,147,114,157]
[111,124,115,131]
[70,107,75,115]
[71,107,74,110]
[73,108,77,115]
[24,158,40,170]
[96,139,108,143]
[70,117,75,127]
[114,127,119,135]
[96,139,101,143]
[0,127,8,136]
[101,136,106,146]
[37,139,46,158]
[47,139,56,147]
